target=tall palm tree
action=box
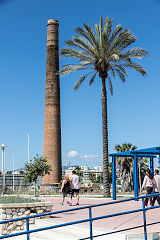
[60,17,148,197]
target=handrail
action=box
[0,193,160,240]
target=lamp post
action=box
[28,133,30,163]
[13,152,15,192]
[1,144,7,196]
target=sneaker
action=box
[60,202,63,205]
[67,201,70,204]
[69,203,72,206]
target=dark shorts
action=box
[72,189,79,194]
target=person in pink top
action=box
[142,169,156,206]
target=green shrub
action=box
[0,196,40,204]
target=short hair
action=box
[155,169,159,174]
[72,170,76,174]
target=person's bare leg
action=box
[67,194,72,205]
[69,194,72,205]
[69,192,73,205]
[60,196,64,205]
[76,193,79,205]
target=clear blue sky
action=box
[0,0,160,171]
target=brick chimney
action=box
[42,19,62,186]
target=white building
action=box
[80,165,90,171]
[62,165,103,183]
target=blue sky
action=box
[0,0,160,171]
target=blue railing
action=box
[0,193,160,240]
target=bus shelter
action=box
[109,147,160,200]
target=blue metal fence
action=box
[0,193,160,240]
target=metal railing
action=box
[0,193,160,240]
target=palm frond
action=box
[95,23,101,45]
[73,35,97,56]
[95,16,103,46]
[108,65,115,78]
[117,32,136,50]
[103,17,113,40]
[115,69,126,82]
[107,74,113,95]
[100,16,103,38]
[64,38,94,57]
[75,24,99,52]
[123,61,147,76]
[120,48,148,59]
[109,24,123,44]
[89,72,97,86]
[114,64,128,76]
[74,73,90,90]
[60,48,91,59]
[60,64,91,77]
[108,29,136,55]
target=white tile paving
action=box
[9,218,127,240]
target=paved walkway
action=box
[40,196,160,233]
[5,196,160,239]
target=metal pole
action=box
[28,133,30,163]
[142,198,147,240]
[3,149,5,188]
[1,144,7,196]
[13,152,15,192]
[1,148,4,196]
[89,207,93,240]
[133,154,138,199]
[2,147,5,196]
[150,157,154,175]
[112,156,116,200]
[139,162,141,194]
[26,217,30,240]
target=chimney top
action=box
[47,19,59,26]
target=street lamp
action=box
[13,152,15,192]
[1,144,7,196]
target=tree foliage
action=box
[24,155,51,196]
[60,16,147,90]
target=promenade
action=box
[10,196,160,239]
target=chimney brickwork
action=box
[42,19,62,185]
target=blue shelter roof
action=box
[109,146,160,158]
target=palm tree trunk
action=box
[122,168,126,192]
[34,180,37,197]
[101,78,110,197]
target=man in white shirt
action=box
[70,170,79,205]
[153,169,160,205]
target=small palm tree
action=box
[115,143,149,192]
[60,17,147,197]
[115,143,137,192]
